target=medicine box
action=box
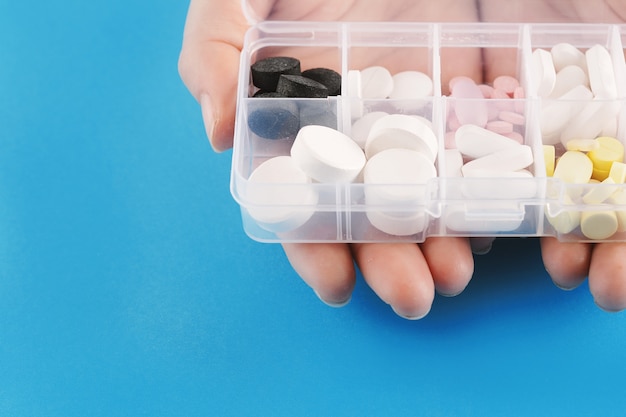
[230,21,626,243]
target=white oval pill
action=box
[455,124,521,159]
[461,145,534,174]
[360,66,394,99]
[539,85,593,144]
[551,43,587,73]
[350,111,388,149]
[532,48,557,97]
[365,114,438,162]
[549,65,589,99]
[560,100,621,145]
[291,125,366,183]
[586,44,617,99]
[246,156,318,232]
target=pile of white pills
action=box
[535,43,621,146]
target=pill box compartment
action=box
[231,22,626,243]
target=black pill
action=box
[302,68,342,96]
[247,97,300,140]
[276,75,329,98]
[250,56,301,92]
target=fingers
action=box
[178,0,250,151]
[588,243,626,312]
[420,237,474,296]
[540,237,592,290]
[351,243,436,320]
[282,243,356,307]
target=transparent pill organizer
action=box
[230,21,626,243]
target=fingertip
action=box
[282,243,356,307]
[421,237,474,297]
[540,237,591,290]
[352,243,435,320]
[589,243,626,313]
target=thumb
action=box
[178,0,250,152]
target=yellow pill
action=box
[581,210,618,240]
[609,188,626,232]
[546,193,581,234]
[587,136,624,180]
[609,161,626,183]
[553,151,593,183]
[543,145,555,177]
[582,177,616,204]
[565,138,600,152]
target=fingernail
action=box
[391,305,430,321]
[470,237,495,255]
[200,93,221,152]
[314,290,351,308]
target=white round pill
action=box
[366,210,427,236]
[246,156,318,233]
[291,125,366,183]
[389,71,433,99]
[365,114,438,161]
[364,148,436,236]
[350,111,388,149]
[360,66,394,99]
[364,148,437,206]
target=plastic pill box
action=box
[230,19,626,243]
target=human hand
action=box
[178,0,482,319]
[480,0,626,311]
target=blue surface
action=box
[1,1,626,416]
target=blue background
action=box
[1,1,625,416]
